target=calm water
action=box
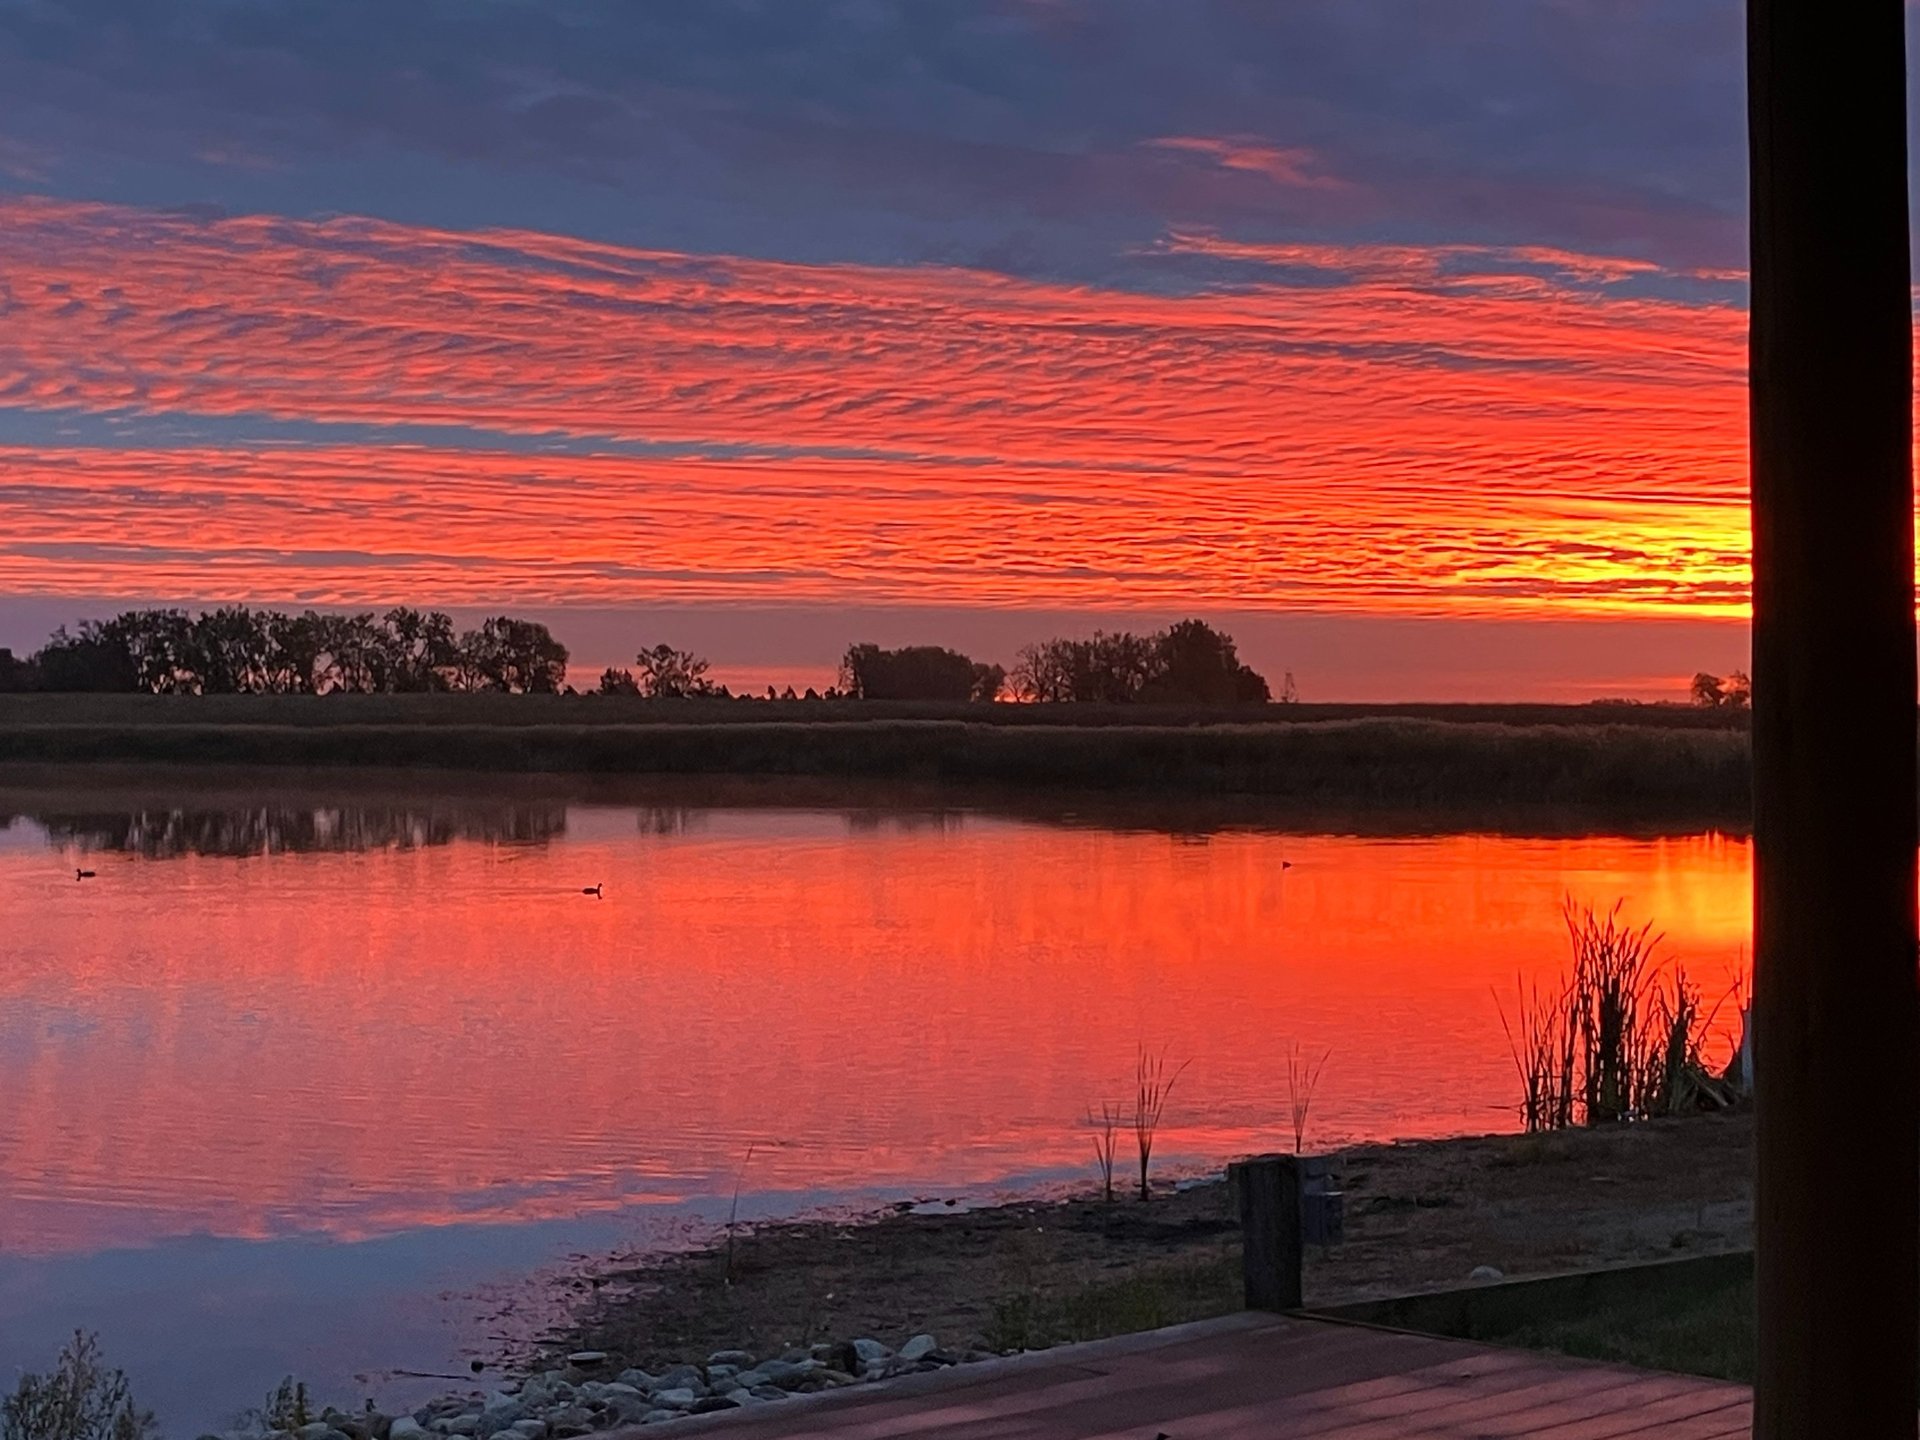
[0,777,1750,1431]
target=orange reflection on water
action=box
[0,805,1752,1258]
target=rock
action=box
[708,1349,756,1369]
[1469,1265,1506,1282]
[509,1423,546,1439]
[705,1364,740,1386]
[927,1348,961,1367]
[689,1396,740,1415]
[654,1364,706,1393]
[753,1358,810,1387]
[564,1352,608,1368]
[898,1335,938,1363]
[639,1414,677,1427]
[615,1370,655,1391]
[542,1409,593,1440]
[390,1421,428,1440]
[650,1389,698,1411]
[601,1396,651,1428]
[816,1341,861,1376]
[476,1405,524,1436]
[747,1385,789,1403]
[442,1422,479,1439]
[850,1338,892,1365]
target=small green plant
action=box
[982,1293,1037,1353]
[1132,1047,1190,1201]
[263,1378,313,1432]
[981,1254,1239,1353]
[2,1333,155,1440]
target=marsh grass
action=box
[1499,901,1736,1131]
[0,696,1752,817]
[1132,1049,1191,1201]
[1088,1102,1122,1203]
[724,1142,758,1286]
[1285,1045,1332,1154]
[1496,974,1578,1134]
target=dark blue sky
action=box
[1,0,1750,280]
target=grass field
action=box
[0,695,1751,820]
[1473,1268,1754,1383]
[0,692,1752,731]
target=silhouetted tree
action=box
[633,643,717,698]
[0,647,31,692]
[1144,619,1268,704]
[374,607,459,692]
[839,643,1001,701]
[596,666,640,696]
[456,617,569,693]
[34,621,139,692]
[1011,620,1270,705]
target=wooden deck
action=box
[647,1314,1752,1439]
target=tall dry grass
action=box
[0,695,1753,818]
[1132,1048,1190,1201]
[1497,900,1738,1132]
[1285,1044,1332,1154]
[1088,1102,1122,1204]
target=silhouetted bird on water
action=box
[75,868,95,881]
[582,883,603,898]
[1281,860,1293,870]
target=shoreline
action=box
[530,1113,1753,1374]
[181,1116,1752,1437]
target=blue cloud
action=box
[0,0,1748,279]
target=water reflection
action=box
[14,803,569,858]
[0,777,1756,1435]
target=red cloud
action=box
[0,197,1755,617]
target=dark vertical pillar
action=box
[1230,1154,1302,1311]
[1749,2,1918,1436]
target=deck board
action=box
[634,1315,1752,1439]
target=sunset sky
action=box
[0,1,1761,698]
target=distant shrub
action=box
[1,1333,155,1440]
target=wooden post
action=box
[1230,1154,1302,1311]
[1749,1,1919,1436]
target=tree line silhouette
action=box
[0,607,568,694]
[0,608,1282,706]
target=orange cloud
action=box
[1145,136,1353,190]
[0,196,1754,616]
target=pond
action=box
[0,773,1750,1432]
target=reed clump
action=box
[1497,900,1736,1132]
